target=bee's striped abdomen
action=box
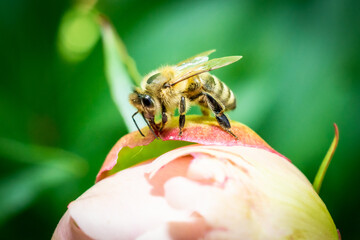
[200,73,236,110]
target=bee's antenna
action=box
[132,111,145,137]
[141,113,159,139]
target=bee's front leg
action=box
[179,96,186,136]
[141,113,160,139]
[159,104,168,132]
[149,118,160,132]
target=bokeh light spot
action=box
[57,8,100,62]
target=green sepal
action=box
[313,124,339,193]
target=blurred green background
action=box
[0,0,359,239]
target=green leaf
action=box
[108,139,193,176]
[313,124,339,193]
[99,16,142,132]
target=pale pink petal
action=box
[136,213,210,240]
[52,211,92,240]
[68,161,197,239]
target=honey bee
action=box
[129,50,242,138]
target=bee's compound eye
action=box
[142,95,154,108]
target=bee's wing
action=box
[171,56,242,86]
[175,50,216,71]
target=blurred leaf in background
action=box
[0,138,87,225]
[0,0,359,239]
[100,16,142,131]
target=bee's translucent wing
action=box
[176,50,216,71]
[171,56,242,86]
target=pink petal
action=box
[56,145,337,239]
[148,146,337,239]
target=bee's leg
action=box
[179,96,186,136]
[204,93,238,139]
[200,107,210,116]
[160,104,168,132]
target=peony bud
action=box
[52,116,338,240]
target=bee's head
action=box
[129,90,158,119]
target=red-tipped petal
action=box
[96,116,288,182]
[96,128,155,182]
